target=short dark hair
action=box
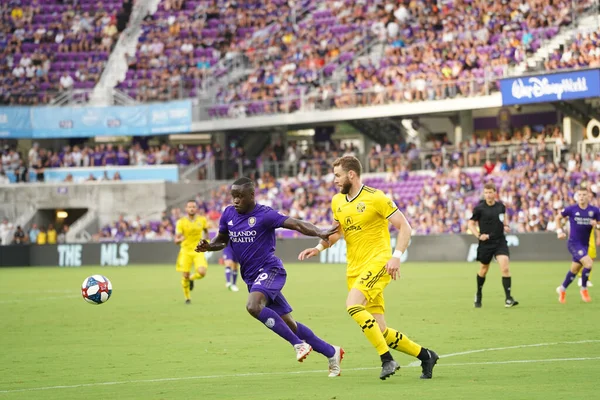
[186,199,196,205]
[233,177,253,186]
[483,182,496,192]
[332,156,362,176]
[232,177,255,192]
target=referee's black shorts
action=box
[476,240,510,265]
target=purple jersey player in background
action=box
[222,243,240,292]
[555,184,599,303]
[196,177,345,377]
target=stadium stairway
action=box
[88,0,162,106]
[348,118,409,145]
[513,14,600,75]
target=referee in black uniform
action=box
[468,182,519,308]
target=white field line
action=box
[1,342,599,394]
[406,339,600,367]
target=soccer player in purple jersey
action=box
[555,185,600,303]
[195,178,344,376]
[222,243,240,292]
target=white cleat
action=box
[294,342,312,362]
[225,282,232,289]
[230,284,239,292]
[328,345,345,377]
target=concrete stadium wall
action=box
[0,233,565,267]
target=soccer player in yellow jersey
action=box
[299,156,439,380]
[175,200,209,304]
[578,227,596,287]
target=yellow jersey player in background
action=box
[578,228,596,287]
[175,200,209,304]
[299,156,439,381]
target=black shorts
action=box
[476,241,510,265]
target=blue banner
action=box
[0,107,32,138]
[500,68,600,106]
[0,100,192,138]
[3,165,179,183]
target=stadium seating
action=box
[0,0,122,105]
[544,28,600,71]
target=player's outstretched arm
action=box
[283,217,338,242]
[298,221,342,261]
[196,232,229,252]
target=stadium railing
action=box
[202,76,499,120]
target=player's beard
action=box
[340,179,352,195]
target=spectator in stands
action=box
[0,218,13,245]
[57,225,69,244]
[13,226,27,244]
[29,223,40,244]
[47,224,57,244]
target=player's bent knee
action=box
[246,301,263,318]
[197,267,207,276]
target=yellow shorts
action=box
[347,265,391,315]
[176,251,208,273]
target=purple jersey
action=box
[219,204,288,283]
[92,152,104,166]
[561,204,600,247]
[117,151,129,166]
[104,150,117,165]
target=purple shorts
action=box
[222,245,238,264]
[568,243,589,263]
[247,266,293,316]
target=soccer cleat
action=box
[420,350,439,379]
[327,346,345,377]
[504,298,519,308]
[189,280,194,291]
[294,342,312,362]
[380,360,400,380]
[230,284,240,292]
[581,289,592,303]
[474,294,482,308]
[185,299,191,305]
[225,282,232,289]
[556,286,566,304]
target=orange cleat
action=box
[581,289,592,303]
[556,287,566,304]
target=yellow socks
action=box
[189,272,205,281]
[347,305,388,355]
[181,277,190,300]
[383,327,422,357]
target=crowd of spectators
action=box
[0,218,69,245]
[544,28,600,71]
[207,0,595,118]
[0,0,131,105]
[0,141,222,183]
[90,143,600,242]
[122,0,315,102]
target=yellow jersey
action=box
[332,185,398,277]
[47,229,57,244]
[37,231,47,245]
[176,215,208,253]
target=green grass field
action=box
[1,262,599,400]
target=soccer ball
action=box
[81,275,112,305]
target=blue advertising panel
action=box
[500,68,600,106]
[0,100,192,138]
[0,107,32,138]
[3,165,179,183]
